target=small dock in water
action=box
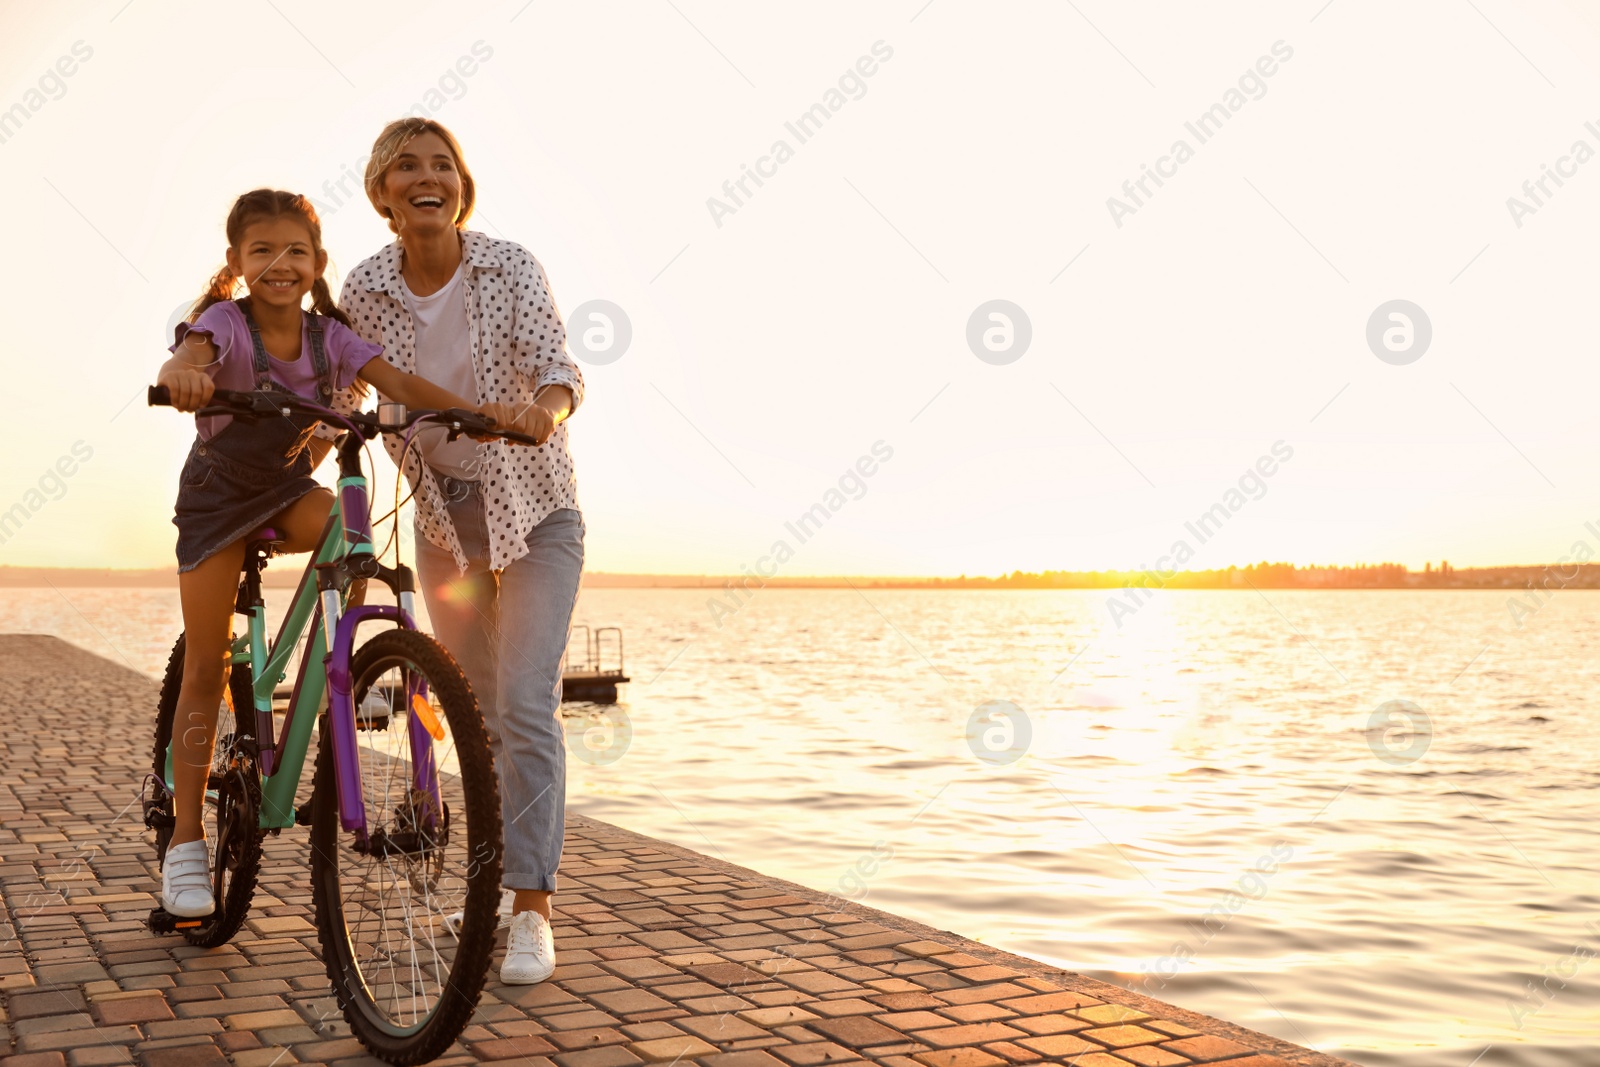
[561,624,629,704]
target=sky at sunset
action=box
[4,0,1600,576]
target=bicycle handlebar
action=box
[147,385,542,447]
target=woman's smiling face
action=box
[226,216,324,311]
[378,131,464,236]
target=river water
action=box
[4,585,1595,1066]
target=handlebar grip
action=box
[148,385,172,407]
[438,409,543,447]
[500,429,541,446]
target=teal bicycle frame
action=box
[161,457,433,843]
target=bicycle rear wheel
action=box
[309,628,502,1065]
[148,632,263,948]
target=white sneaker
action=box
[161,839,215,917]
[442,888,513,938]
[501,910,555,985]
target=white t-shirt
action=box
[401,262,482,478]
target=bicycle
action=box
[142,385,537,1064]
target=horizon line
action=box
[0,559,1585,589]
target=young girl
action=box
[154,189,513,917]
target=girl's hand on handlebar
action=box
[477,401,553,445]
[156,365,216,413]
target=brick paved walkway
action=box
[0,636,1355,1067]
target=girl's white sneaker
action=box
[443,888,513,937]
[161,839,215,917]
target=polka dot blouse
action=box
[336,231,585,574]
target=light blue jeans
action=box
[413,496,585,893]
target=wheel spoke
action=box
[310,631,499,1056]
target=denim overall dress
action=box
[172,301,335,573]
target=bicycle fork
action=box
[318,561,440,850]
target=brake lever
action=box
[439,407,490,442]
[194,396,282,422]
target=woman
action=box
[338,117,586,985]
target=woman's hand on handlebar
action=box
[155,362,216,413]
[477,401,553,446]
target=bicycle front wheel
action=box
[308,628,502,1065]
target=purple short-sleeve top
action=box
[170,301,381,440]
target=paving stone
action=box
[776,973,860,996]
[876,1011,949,1031]
[472,1035,562,1059]
[627,1034,720,1062]
[587,989,675,1015]
[738,1006,820,1028]
[551,1045,643,1067]
[689,963,768,988]
[1017,1030,1110,1058]
[284,1037,366,1060]
[1007,1013,1090,1036]
[32,961,110,985]
[8,990,88,1019]
[868,993,944,1012]
[1080,1024,1168,1048]
[144,1017,226,1039]
[599,958,678,981]
[995,990,1102,1014]
[166,985,224,1003]
[699,1054,788,1067]
[619,1022,687,1041]
[16,1023,141,1053]
[804,1016,905,1047]
[935,984,1032,1007]
[1160,1034,1255,1060]
[225,1008,305,1031]
[228,1049,296,1067]
[909,1051,1009,1067]
[546,1027,627,1051]
[258,1023,319,1044]
[644,980,723,1001]
[682,994,755,1014]
[912,1021,1033,1049]
[673,1013,770,1043]
[11,1012,103,1038]
[175,994,290,1019]
[542,1010,625,1031]
[936,1003,1017,1024]
[1117,1046,1193,1066]
[769,1040,858,1065]
[92,994,174,1025]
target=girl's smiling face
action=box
[377,131,464,236]
[226,216,325,311]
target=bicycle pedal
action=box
[355,714,390,731]
[294,799,314,827]
[147,906,206,934]
[142,798,174,831]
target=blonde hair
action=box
[363,117,476,235]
